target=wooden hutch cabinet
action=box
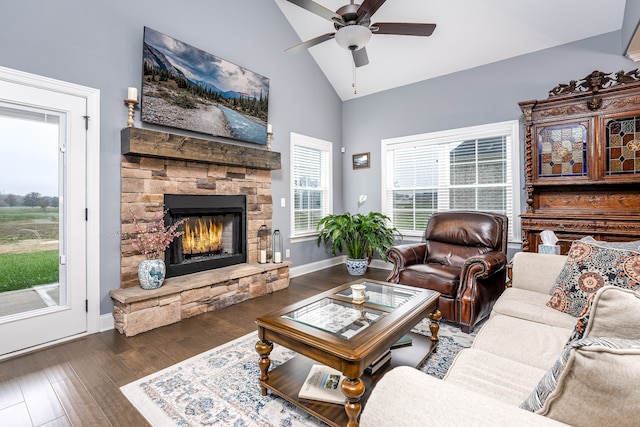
[519,69,640,253]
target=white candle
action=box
[267,124,273,134]
[274,251,282,263]
[260,250,267,264]
[127,87,138,101]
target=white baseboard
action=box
[289,256,346,277]
[289,256,392,278]
[100,313,114,332]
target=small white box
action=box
[538,244,561,255]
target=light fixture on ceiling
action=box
[335,25,372,51]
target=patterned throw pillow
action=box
[520,337,640,415]
[547,240,640,317]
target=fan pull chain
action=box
[352,61,357,94]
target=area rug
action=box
[121,319,477,426]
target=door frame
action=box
[0,66,100,352]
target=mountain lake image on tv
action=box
[141,27,270,145]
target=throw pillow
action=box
[520,337,640,426]
[580,235,640,252]
[568,286,640,342]
[547,240,640,317]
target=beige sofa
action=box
[360,250,640,427]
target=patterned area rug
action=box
[121,319,478,426]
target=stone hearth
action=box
[110,128,287,336]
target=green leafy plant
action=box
[316,211,402,261]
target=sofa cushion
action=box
[510,251,568,294]
[360,366,568,427]
[547,240,640,317]
[444,348,546,405]
[520,337,640,427]
[568,286,640,341]
[472,314,572,370]
[491,287,577,329]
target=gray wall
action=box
[1,1,640,316]
[341,30,638,245]
[0,0,342,315]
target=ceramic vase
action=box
[138,259,166,290]
[346,257,368,276]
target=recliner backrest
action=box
[423,211,507,267]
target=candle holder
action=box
[272,229,282,263]
[258,224,270,264]
[124,98,138,128]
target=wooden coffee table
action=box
[255,279,441,427]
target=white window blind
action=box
[291,133,332,237]
[382,121,520,242]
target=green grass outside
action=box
[0,250,59,292]
[0,206,59,243]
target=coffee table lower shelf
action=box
[260,331,437,427]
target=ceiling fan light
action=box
[335,25,372,51]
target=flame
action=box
[182,217,223,254]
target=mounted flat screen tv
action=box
[141,27,270,145]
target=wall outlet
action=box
[285,249,290,258]
[280,197,286,207]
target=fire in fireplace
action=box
[164,194,246,277]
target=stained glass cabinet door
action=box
[605,116,640,177]
[538,123,588,178]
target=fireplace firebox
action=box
[164,194,246,278]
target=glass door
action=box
[0,78,88,357]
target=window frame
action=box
[381,120,521,242]
[289,132,333,241]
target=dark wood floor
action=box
[0,265,389,427]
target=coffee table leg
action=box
[342,377,365,427]
[429,309,442,341]
[255,339,273,396]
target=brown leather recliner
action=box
[386,211,508,333]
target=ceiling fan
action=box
[284,0,436,67]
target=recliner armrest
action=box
[460,251,508,281]
[385,243,427,282]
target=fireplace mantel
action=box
[121,127,281,170]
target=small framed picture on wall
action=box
[352,152,370,169]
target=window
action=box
[381,121,520,242]
[290,133,332,238]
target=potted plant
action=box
[316,211,402,275]
[122,209,185,289]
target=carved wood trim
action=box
[548,69,640,98]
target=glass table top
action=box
[335,281,419,309]
[282,282,420,340]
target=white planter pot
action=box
[346,257,368,276]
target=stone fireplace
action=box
[110,128,289,336]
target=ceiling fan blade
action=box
[372,22,436,37]
[352,47,369,67]
[285,32,336,54]
[284,0,342,23]
[356,0,388,22]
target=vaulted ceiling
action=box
[275,0,627,100]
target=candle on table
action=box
[274,251,282,263]
[260,250,267,264]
